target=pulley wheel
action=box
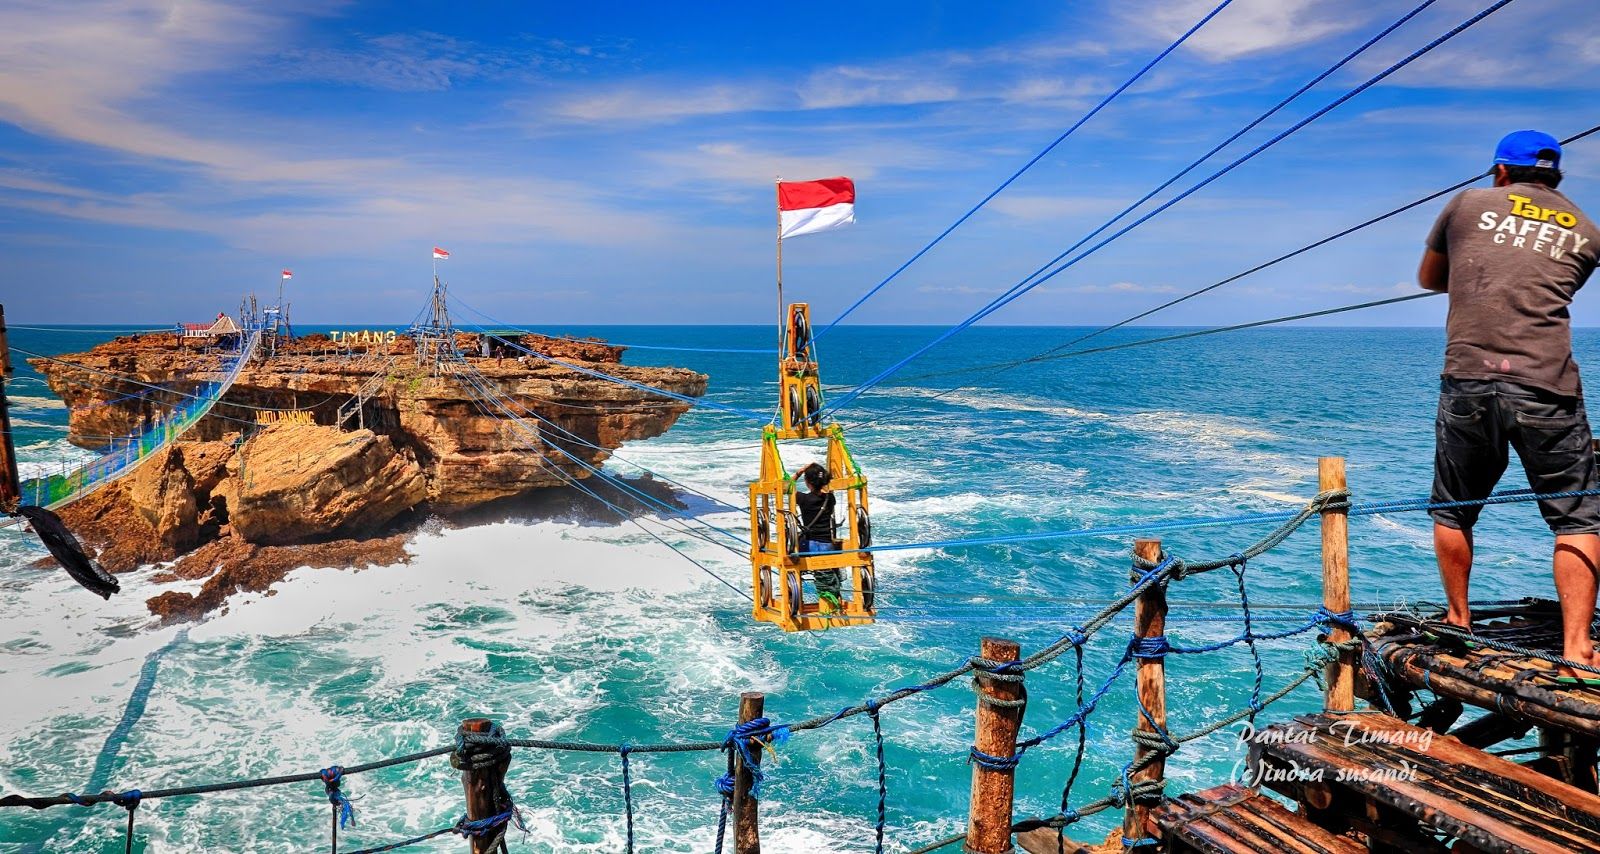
[855,506,872,548]
[805,386,823,425]
[783,511,802,557]
[791,309,811,358]
[755,508,771,550]
[758,567,773,607]
[786,573,802,621]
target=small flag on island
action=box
[778,177,855,239]
[433,247,450,260]
[281,269,293,280]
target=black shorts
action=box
[1432,378,1600,534]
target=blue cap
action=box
[1493,130,1561,168]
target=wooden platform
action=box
[1370,600,1600,740]
[1147,784,1363,854]
[1250,711,1600,853]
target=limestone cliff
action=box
[28,330,708,620]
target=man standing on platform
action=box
[1421,130,1600,679]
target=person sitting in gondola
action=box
[794,463,843,602]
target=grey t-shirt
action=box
[1428,182,1600,396]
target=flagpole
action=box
[775,176,784,359]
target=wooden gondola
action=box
[747,303,875,631]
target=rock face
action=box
[31,329,709,619]
[223,424,427,544]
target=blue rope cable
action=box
[869,707,887,854]
[320,766,355,829]
[453,334,750,514]
[815,0,1238,335]
[449,355,749,539]
[447,358,749,553]
[810,486,1600,557]
[594,341,776,355]
[449,366,753,600]
[448,295,768,421]
[824,0,1518,413]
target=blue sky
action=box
[0,0,1596,327]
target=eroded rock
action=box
[224,424,427,545]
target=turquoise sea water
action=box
[2,323,1595,852]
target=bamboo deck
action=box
[1371,599,1600,740]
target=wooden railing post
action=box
[731,691,764,854]
[966,636,1024,854]
[1319,457,1355,712]
[1123,538,1168,850]
[456,718,512,854]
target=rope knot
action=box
[452,721,511,771]
[967,747,1021,771]
[319,765,354,828]
[1130,727,1180,756]
[111,789,141,811]
[618,743,632,757]
[722,717,779,800]
[1129,635,1170,660]
[1315,606,1357,629]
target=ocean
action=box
[0,323,1590,852]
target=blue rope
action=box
[823,0,1517,413]
[869,707,887,854]
[962,0,1444,358]
[611,342,774,354]
[447,337,751,515]
[712,766,734,854]
[968,748,1021,771]
[810,486,1600,557]
[449,296,767,420]
[619,746,635,854]
[1130,636,1170,660]
[722,718,776,799]
[448,343,753,529]
[816,0,1238,334]
[320,766,355,828]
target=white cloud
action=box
[1135,0,1362,62]
[0,0,687,256]
[547,84,775,123]
[798,65,961,110]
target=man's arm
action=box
[1419,248,1449,293]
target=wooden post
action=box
[457,718,511,854]
[966,636,1024,854]
[1123,538,1168,850]
[0,305,19,512]
[731,691,764,854]
[1319,457,1355,712]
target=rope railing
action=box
[5,478,1585,851]
[0,480,1366,853]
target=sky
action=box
[0,0,1597,327]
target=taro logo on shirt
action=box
[1477,194,1590,259]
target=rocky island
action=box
[27,330,708,620]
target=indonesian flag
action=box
[778,177,854,239]
[280,269,293,280]
[433,246,450,260]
